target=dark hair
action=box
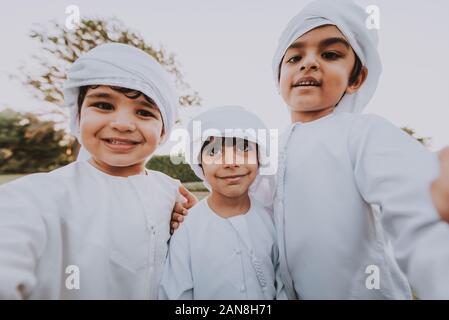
[198,137,259,168]
[348,53,363,86]
[77,85,158,119]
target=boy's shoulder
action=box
[250,198,275,226]
[184,198,210,224]
[336,112,389,127]
[335,112,400,139]
[2,161,80,189]
[340,112,394,127]
[0,162,81,206]
[146,169,180,185]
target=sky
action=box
[0,0,448,153]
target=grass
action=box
[183,181,208,192]
[182,181,209,200]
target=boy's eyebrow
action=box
[85,92,158,110]
[286,37,350,52]
[318,37,350,50]
[85,92,113,99]
[135,99,158,110]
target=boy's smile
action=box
[78,86,164,176]
[279,25,366,123]
[101,137,142,152]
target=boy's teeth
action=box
[298,81,318,86]
[109,139,132,145]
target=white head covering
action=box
[187,106,276,208]
[63,43,179,160]
[272,0,382,113]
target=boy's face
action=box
[201,137,258,199]
[79,86,164,174]
[279,25,364,121]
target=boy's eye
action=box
[322,51,341,60]
[206,144,222,157]
[136,109,155,118]
[236,141,252,152]
[209,146,221,156]
[286,55,301,64]
[92,102,113,110]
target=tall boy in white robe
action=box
[0,43,195,299]
[159,106,285,299]
[272,0,449,299]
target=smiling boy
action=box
[0,43,196,299]
[159,106,284,299]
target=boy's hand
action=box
[170,185,198,234]
[431,147,449,223]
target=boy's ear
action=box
[159,127,165,144]
[346,67,368,94]
[159,127,166,144]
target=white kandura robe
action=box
[275,112,447,299]
[159,198,286,300]
[0,161,181,299]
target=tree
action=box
[14,18,201,108]
[0,109,75,173]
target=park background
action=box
[0,0,448,199]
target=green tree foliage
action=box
[0,109,75,173]
[146,155,201,183]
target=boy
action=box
[159,106,284,299]
[272,0,448,299]
[0,43,195,299]
[432,147,449,223]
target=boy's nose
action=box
[300,55,320,72]
[110,120,136,132]
[223,146,241,167]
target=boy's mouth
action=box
[218,173,248,184]
[292,76,322,88]
[102,138,141,145]
[101,137,142,152]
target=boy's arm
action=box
[431,147,449,222]
[349,115,449,299]
[0,178,47,299]
[159,223,194,300]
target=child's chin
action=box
[100,157,141,168]
[289,102,322,112]
[220,186,248,198]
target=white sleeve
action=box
[0,177,48,299]
[349,115,449,299]
[158,223,194,300]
